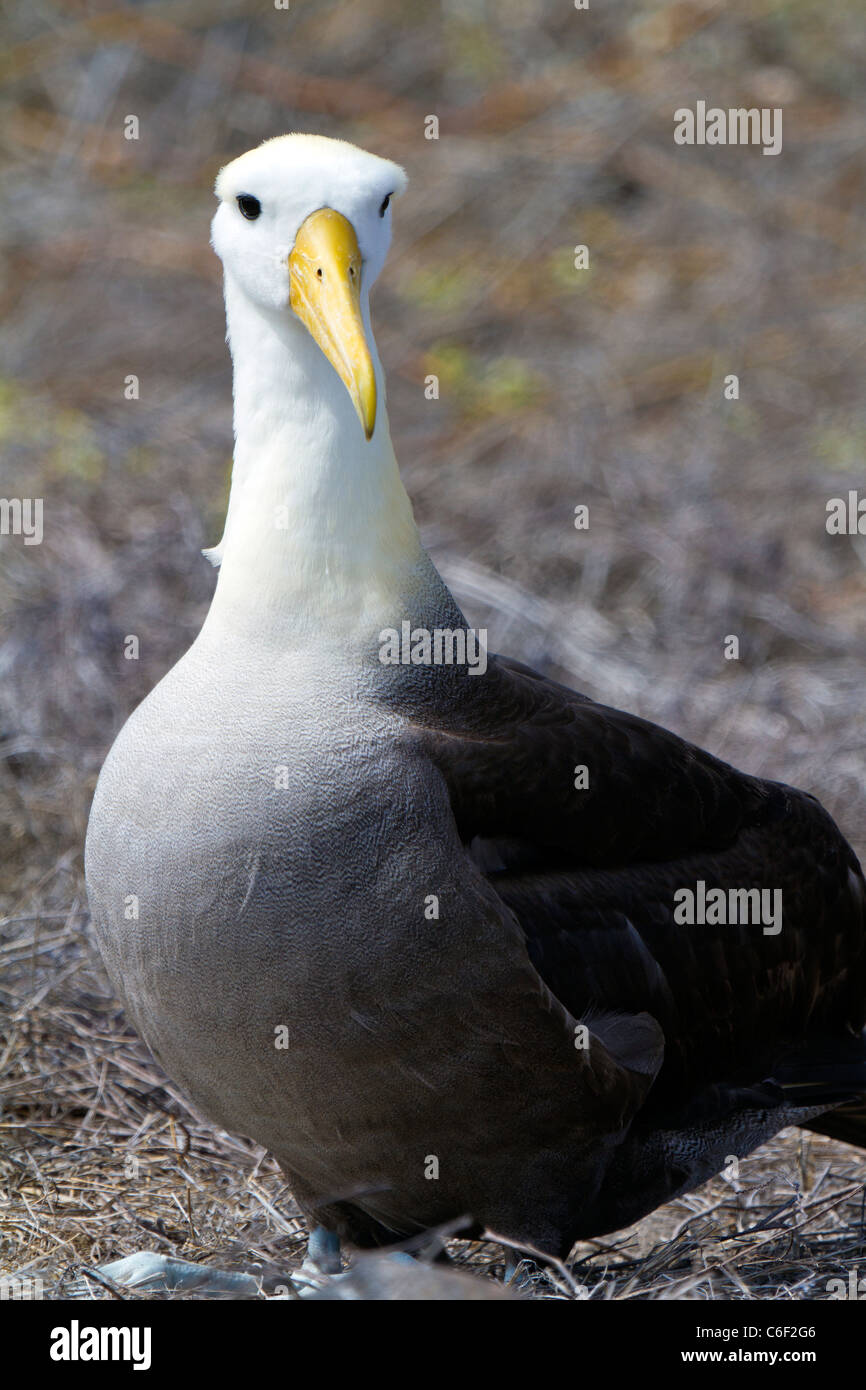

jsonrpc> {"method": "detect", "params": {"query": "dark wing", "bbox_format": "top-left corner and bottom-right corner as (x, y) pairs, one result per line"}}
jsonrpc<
(390, 653), (866, 1109)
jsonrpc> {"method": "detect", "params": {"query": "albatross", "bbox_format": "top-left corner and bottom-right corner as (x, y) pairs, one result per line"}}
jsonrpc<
(85, 134), (866, 1265)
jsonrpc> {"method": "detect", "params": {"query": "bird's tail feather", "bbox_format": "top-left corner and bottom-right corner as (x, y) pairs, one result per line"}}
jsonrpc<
(773, 1039), (866, 1149)
(800, 1099), (866, 1150)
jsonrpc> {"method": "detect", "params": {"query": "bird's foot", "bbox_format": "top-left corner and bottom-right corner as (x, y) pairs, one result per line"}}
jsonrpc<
(503, 1253), (543, 1291)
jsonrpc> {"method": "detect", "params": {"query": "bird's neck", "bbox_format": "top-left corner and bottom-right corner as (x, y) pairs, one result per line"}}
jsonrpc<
(204, 274), (431, 649)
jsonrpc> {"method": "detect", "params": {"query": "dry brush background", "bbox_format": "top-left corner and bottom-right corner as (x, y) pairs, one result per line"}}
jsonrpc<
(1, 0), (865, 1298)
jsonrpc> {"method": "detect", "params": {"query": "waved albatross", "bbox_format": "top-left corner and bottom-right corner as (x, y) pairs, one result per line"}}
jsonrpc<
(86, 134), (866, 1262)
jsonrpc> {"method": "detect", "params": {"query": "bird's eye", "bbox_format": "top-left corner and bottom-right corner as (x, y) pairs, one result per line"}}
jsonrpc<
(237, 194), (261, 221)
(379, 193), (392, 218)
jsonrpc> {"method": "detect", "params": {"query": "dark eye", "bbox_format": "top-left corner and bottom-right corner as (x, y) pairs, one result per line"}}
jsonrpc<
(237, 194), (261, 221)
(379, 193), (392, 218)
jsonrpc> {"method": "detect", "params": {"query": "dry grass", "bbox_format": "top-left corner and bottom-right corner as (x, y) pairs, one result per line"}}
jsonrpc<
(1, 0), (865, 1298)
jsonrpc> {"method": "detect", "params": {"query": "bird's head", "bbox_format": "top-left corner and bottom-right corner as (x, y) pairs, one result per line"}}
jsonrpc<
(211, 134), (407, 440)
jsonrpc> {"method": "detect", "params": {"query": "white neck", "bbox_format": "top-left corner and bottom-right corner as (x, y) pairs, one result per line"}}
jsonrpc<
(203, 272), (437, 649)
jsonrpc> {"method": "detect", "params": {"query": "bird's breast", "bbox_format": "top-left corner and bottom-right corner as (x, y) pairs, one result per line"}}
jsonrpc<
(84, 641), (471, 1150)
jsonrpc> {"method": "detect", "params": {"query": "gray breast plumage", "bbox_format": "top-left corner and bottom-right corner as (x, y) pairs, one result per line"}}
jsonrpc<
(85, 632), (632, 1254)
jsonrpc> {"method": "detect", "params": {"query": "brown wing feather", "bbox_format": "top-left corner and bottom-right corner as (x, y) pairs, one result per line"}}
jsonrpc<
(386, 653), (866, 1110)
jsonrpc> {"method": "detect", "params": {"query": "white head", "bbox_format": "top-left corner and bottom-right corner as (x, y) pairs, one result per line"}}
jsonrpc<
(211, 134), (407, 440)
(212, 134), (406, 308)
(203, 135), (435, 641)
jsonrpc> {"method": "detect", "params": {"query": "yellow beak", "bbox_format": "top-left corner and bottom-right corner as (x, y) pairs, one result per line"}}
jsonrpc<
(289, 208), (377, 441)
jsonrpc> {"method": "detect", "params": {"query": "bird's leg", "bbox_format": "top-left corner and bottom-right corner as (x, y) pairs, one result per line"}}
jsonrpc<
(305, 1225), (342, 1275)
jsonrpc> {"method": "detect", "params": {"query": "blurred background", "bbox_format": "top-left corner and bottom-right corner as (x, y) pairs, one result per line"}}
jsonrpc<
(1, 0), (865, 1295)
